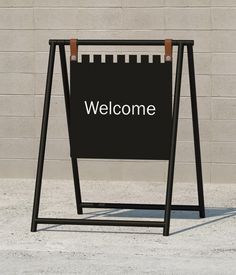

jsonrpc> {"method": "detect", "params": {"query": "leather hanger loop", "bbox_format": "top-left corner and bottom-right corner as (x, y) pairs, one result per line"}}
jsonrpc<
(70, 39), (78, 61)
(165, 39), (172, 62)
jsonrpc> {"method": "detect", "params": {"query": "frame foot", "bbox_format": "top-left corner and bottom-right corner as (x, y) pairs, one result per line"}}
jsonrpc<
(77, 207), (83, 214)
(199, 209), (205, 218)
(163, 227), (169, 236)
(31, 222), (37, 232)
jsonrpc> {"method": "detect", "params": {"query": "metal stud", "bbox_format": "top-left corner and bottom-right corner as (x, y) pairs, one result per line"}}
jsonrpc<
(71, 55), (77, 61)
(165, 55), (172, 62)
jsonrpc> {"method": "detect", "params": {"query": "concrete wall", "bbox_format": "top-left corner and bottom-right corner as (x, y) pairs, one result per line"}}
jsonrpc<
(0, 0), (235, 184)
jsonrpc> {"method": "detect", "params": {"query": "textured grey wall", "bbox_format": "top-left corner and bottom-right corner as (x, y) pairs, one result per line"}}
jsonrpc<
(0, 0), (235, 184)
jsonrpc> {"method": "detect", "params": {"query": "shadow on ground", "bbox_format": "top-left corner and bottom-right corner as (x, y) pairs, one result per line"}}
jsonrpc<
(38, 207), (236, 235)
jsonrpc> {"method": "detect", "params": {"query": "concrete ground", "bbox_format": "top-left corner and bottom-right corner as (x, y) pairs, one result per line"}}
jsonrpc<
(0, 178), (236, 275)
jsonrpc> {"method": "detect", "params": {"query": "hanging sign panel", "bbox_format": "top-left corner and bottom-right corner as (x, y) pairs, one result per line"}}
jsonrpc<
(70, 54), (172, 160)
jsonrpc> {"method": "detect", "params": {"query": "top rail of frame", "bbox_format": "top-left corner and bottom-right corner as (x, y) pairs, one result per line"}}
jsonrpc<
(49, 39), (194, 46)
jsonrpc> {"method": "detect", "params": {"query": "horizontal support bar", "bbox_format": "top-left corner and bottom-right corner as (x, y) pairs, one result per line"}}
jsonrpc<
(81, 202), (200, 211)
(49, 39), (194, 46)
(36, 218), (165, 227)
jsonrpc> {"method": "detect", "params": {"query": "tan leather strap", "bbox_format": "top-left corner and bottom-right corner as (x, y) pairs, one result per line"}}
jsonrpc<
(70, 39), (78, 61)
(165, 39), (172, 62)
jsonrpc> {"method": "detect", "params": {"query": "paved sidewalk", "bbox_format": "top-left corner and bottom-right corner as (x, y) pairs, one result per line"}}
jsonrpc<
(0, 179), (236, 274)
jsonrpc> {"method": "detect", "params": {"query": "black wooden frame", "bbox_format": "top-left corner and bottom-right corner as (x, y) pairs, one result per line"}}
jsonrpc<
(31, 39), (205, 236)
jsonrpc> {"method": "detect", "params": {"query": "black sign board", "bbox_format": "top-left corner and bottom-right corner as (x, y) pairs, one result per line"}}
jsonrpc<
(70, 55), (172, 160)
(31, 39), (205, 236)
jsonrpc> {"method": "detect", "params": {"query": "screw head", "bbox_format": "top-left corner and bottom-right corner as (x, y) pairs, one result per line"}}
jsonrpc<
(165, 55), (171, 62)
(71, 55), (77, 61)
